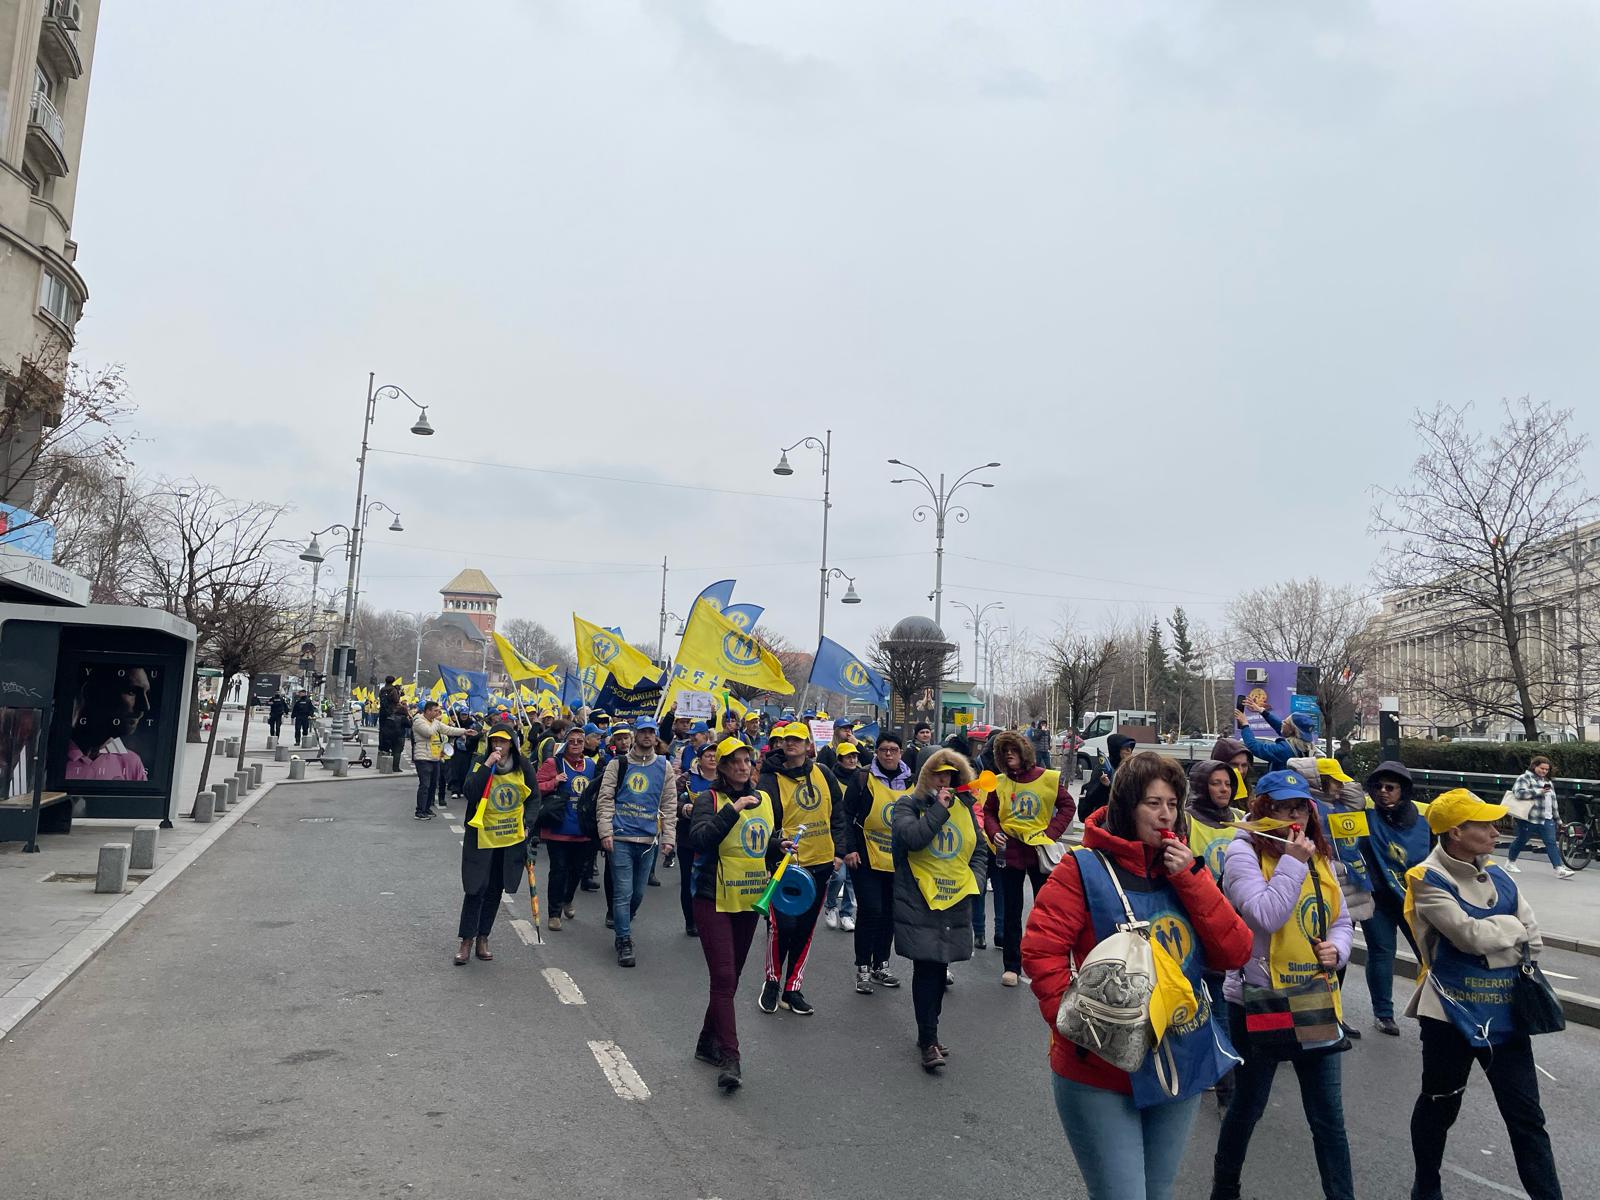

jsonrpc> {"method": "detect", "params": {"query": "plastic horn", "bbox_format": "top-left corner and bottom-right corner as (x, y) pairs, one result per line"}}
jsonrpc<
(754, 823), (807, 915)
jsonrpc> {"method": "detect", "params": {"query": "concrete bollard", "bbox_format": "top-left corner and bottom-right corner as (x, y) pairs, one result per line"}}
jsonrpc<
(95, 843), (131, 894)
(192, 790), (214, 823)
(129, 824), (159, 871)
(376, 757), (392, 774)
(249, 762), (263, 787)
(223, 737), (237, 758)
(289, 756), (306, 781)
(332, 759), (349, 778)
(274, 744), (290, 762)
(266, 734), (278, 749)
(235, 770), (251, 795)
(214, 783), (230, 813)
(224, 776), (239, 806)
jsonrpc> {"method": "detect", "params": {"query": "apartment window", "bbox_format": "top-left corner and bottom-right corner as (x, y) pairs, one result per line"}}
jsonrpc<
(35, 66), (52, 101)
(39, 269), (78, 326)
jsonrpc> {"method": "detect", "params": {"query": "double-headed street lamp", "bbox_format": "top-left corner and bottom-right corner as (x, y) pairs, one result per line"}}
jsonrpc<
(951, 599), (1004, 719)
(887, 459), (999, 630)
(775, 431), (862, 645)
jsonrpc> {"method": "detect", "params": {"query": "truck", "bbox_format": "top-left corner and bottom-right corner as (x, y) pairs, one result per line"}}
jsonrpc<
(1070, 710), (1219, 775)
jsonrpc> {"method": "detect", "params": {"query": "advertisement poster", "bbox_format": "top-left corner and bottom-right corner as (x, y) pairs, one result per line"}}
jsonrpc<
(57, 663), (164, 784)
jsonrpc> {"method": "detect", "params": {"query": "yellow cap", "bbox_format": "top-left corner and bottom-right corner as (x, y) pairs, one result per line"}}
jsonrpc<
(715, 736), (751, 760)
(487, 730), (513, 741)
(777, 721), (811, 740)
(1426, 787), (1507, 834)
(1316, 758), (1353, 784)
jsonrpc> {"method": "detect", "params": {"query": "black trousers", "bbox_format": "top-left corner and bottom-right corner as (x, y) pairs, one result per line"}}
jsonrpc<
(911, 960), (947, 1047)
(997, 860), (1047, 973)
(1411, 1018), (1562, 1200)
(458, 879), (502, 939)
(765, 863), (833, 990)
(268, 714), (283, 736)
(852, 866), (895, 968)
(545, 840), (587, 914)
(293, 716), (311, 741)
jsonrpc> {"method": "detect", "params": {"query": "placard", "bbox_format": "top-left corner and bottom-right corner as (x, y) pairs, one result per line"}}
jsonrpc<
(676, 691), (716, 720)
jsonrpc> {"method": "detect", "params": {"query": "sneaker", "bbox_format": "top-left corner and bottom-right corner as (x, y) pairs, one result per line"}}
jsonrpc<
(1502, 862), (1522, 873)
(1374, 1017), (1400, 1036)
(840, 914), (856, 932)
(855, 965), (875, 995)
(413, 812), (432, 820)
(780, 990), (815, 1016)
(616, 938), (635, 968)
(1341, 1022), (1362, 1040)
(936, 1042), (952, 1059)
(547, 916), (562, 931)
(1001, 971), (1020, 987)
(758, 979), (781, 1013)
(662, 848), (677, 869)
(974, 934), (986, 949)
(920, 1043), (946, 1072)
(871, 962), (901, 988)
(647, 875), (661, 887)
(685, 924), (699, 937)
(716, 1058), (742, 1093)
(945, 969), (956, 988)
(823, 907), (840, 930)
(562, 904), (575, 919)
(1557, 866), (1576, 879)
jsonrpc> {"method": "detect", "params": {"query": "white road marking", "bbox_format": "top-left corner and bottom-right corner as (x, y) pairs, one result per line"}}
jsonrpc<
(509, 919), (541, 946)
(501, 895), (513, 906)
(450, 824), (465, 834)
(1443, 1163), (1529, 1198)
(1535, 1062), (1558, 1083)
(1539, 968), (1577, 979)
(588, 1040), (651, 1100)
(541, 967), (586, 1005)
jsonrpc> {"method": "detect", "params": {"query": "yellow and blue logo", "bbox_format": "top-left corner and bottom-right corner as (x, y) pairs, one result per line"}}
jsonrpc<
(740, 818), (770, 856)
(722, 631), (760, 667)
(591, 633), (621, 665)
(1150, 914), (1196, 970)
(932, 823), (964, 860)
(842, 660), (870, 689)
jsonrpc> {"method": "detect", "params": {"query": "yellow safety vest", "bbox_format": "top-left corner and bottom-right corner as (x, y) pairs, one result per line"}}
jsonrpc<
(469, 770), (530, 849)
(712, 789), (775, 913)
(1187, 811), (1242, 883)
(863, 773), (909, 874)
(776, 764), (836, 868)
(1259, 851), (1343, 1021)
(908, 798), (980, 911)
(994, 770), (1062, 846)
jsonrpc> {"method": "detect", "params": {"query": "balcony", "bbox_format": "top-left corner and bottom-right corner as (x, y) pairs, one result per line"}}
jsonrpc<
(26, 91), (69, 178)
(39, 1), (83, 80)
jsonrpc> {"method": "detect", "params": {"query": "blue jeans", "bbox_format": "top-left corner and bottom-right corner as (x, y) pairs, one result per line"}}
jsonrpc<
(1507, 818), (1562, 869)
(1052, 1073), (1200, 1200)
(609, 841), (656, 943)
(1362, 905), (1401, 1021)
(1215, 1002), (1354, 1200)
(824, 863), (856, 918)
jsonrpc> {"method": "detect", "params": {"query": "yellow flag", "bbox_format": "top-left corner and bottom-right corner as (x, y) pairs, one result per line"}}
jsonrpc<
(493, 631), (559, 687)
(1326, 810), (1370, 840)
(676, 599), (793, 694)
(1149, 940), (1198, 1044)
(573, 614), (660, 689)
(429, 678), (446, 700)
(1228, 816), (1299, 833)
(401, 682), (416, 703)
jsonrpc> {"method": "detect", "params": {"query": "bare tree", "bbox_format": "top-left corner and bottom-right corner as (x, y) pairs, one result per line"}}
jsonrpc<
(1227, 577), (1378, 746)
(868, 624), (957, 735)
(1372, 398), (1597, 739)
(499, 617), (576, 675)
(1044, 618), (1118, 741)
(723, 625), (807, 708)
(1, 350), (133, 525)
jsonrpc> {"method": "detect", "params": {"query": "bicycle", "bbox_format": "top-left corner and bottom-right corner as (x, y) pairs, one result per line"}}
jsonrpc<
(1557, 795), (1598, 871)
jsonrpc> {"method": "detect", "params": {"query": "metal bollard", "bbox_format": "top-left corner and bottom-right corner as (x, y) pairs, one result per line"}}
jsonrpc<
(95, 843), (131, 894)
(249, 762), (263, 787)
(289, 756), (306, 781)
(274, 744), (290, 762)
(130, 824), (159, 871)
(332, 759), (349, 778)
(212, 783), (229, 814)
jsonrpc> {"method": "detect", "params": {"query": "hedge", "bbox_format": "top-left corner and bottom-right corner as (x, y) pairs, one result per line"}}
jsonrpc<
(1344, 739), (1600, 785)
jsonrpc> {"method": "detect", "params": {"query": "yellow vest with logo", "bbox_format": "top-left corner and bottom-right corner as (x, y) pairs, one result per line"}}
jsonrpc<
(712, 789), (775, 913)
(776, 764), (836, 868)
(863, 773), (910, 873)
(908, 798), (980, 910)
(1187, 811), (1242, 883)
(994, 770), (1062, 846)
(1259, 851), (1343, 1020)
(469, 770), (530, 849)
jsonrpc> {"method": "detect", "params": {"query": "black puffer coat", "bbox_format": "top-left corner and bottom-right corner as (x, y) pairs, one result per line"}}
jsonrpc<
(891, 748), (989, 964)
(460, 729), (536, 895)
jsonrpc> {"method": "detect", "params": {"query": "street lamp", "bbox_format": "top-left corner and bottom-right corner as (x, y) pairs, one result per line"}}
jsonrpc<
(773, 431), (836, 646)
(327, 373), (434, 764)
(951, 599), (1004, 720)
(984, 625), (1009, 724)
(656, 610), (687, 663)
(887, 458), (999, 630)
(826, 567), (862, 606)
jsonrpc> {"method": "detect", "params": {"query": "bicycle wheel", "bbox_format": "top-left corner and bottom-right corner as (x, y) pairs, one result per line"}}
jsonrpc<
(1558, 822), (1593, 871)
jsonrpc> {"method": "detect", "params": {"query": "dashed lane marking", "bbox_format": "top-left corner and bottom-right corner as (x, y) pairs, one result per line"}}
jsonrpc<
(588, 1040), (651, 1100)
(509, 919), (541, 946)
(541, 967), (586, 1005)
(450, 824), (465, 834)
(1443, 1163), (1529, 1198)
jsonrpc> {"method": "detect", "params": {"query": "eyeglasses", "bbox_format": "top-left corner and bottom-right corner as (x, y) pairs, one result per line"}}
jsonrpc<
(1375, 782), (1401, 792)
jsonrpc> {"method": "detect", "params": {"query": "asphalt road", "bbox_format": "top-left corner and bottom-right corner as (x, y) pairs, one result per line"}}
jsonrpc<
(2, 777), (1595, 1200)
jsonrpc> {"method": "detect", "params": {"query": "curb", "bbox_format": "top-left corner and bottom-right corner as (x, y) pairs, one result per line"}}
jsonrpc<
(1347, 943), (1600, 1030)
(0, 776), (284, 1042)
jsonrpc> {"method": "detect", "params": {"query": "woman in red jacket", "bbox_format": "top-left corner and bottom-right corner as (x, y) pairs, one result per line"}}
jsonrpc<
(1022, 752), (1252, 1200)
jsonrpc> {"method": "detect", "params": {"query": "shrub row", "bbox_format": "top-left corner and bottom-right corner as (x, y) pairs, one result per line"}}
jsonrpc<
(1344, 739), (1600, 786)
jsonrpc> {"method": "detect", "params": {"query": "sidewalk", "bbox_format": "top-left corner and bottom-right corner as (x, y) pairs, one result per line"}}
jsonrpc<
(0, 711), (399, 1040)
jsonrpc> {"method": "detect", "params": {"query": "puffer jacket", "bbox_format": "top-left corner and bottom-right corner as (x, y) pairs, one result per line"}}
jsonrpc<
(891, 748), (989, 964)
(1022, 806), (1252, 1093)
(981, 730), (1075, 870)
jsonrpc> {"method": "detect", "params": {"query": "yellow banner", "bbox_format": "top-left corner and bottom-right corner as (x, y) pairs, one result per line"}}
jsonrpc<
(573, 614), (659, 689)
(677, 599), (793, 694)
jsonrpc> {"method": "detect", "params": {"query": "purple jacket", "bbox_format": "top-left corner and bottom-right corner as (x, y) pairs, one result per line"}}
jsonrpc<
(1219, 833), (1353, 1006)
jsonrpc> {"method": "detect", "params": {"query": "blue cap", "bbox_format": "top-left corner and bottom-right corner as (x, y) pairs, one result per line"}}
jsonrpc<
(583, 723), (601, 735)
(633, 717), (659, 733)
(833, 717), (855, 728)
(689, 720), (710, 734)
(1258, 770), (1313, 802)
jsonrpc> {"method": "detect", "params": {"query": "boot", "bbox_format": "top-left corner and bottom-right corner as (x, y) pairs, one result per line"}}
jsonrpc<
(616, 938), (636, 968)
(716, 1057), (742, 1093)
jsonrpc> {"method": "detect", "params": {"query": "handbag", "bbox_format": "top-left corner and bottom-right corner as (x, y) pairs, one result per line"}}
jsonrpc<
(1511, 944), (1566, 1036)
(1501, 789), (1535, 822)
(1239, 859), (1349, 1059)
(1055, 852), (1179, 1093)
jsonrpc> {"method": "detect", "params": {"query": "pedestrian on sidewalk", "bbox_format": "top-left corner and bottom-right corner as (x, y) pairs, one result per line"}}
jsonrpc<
(454, 724), (535, 966)
(534, 727), (597, 929)
(1405, 788), (1563, 1200)
(891, 748), (989, 1071)
(822, 741), (862, 933)
(267, 692), (288, 739)
(1505, 755), (1573, 879)
(983, 729), (1074, 987)
(412, 701), (470, 819)
(688, 736), (787, 1093)
(594, 716), (677, 968)
(842, 731), (910, 995)
(291, 691), (315, 744)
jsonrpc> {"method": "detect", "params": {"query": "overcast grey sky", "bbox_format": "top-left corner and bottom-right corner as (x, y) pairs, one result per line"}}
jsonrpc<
(70, 1), (1600, 669)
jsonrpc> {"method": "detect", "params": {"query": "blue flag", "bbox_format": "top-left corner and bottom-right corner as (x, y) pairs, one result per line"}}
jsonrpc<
(560, 671), (583, 711)
(809, 636), (889, 706)
(693, 579), (736, 615)
(854, 721), (880, 744)
(723, 603), (764, 633)
(437, 664), (489, 713)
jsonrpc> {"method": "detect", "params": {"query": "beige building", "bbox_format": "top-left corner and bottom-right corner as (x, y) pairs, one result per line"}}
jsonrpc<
(1369, 518), (1600, 739)
(0, 0), (99, 509)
